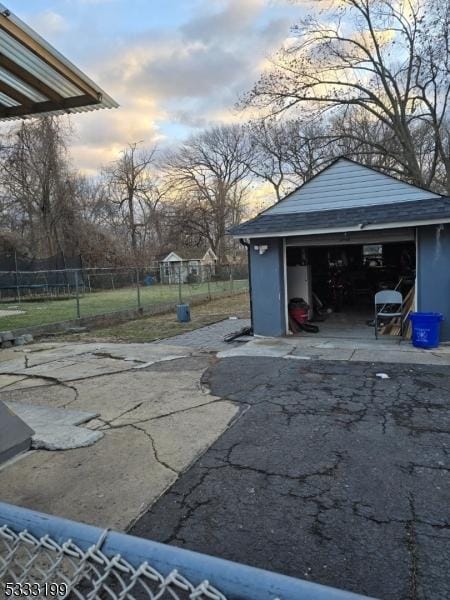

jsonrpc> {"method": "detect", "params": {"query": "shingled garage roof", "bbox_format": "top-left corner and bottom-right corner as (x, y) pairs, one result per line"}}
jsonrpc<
(0, 4), (117, 120)
(230, 196), (450, 238)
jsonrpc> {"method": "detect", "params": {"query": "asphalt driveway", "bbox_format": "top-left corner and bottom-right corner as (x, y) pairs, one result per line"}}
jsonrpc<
(132, 357), (450, 600)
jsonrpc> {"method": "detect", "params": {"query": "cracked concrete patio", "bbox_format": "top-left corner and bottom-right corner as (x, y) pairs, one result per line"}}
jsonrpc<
(132, 356), (450, 600)
(0, 341), (239, 529)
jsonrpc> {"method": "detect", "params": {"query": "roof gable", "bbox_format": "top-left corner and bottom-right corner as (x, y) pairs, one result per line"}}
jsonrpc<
(203, 248), (218, 261)
(161, 247), (217, 261)
(265, 158), (441, 216)
(162, 252), (182, 262)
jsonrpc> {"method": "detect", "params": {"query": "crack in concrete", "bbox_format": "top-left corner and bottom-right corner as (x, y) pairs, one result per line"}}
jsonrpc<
(97, 401), (147, 428)
(92, 351), (145, 363)
(0, 370), (79, 406)
(59, 383), (79, 407)
(399, 461), (450, 475)
(406, 495), (419, 600)
(1, 352), (192, 387)
(130, 423), (179, 475)
(159, 449), (346, 545)
(100, 389), (246, 430)
(125, 398), (249, 534)
(352, 501), (450, 533)
(0, 370), (60, 386)
(161, 468), (214, 543)
(98, 399), (221, 430)
(0, 376), (28, 390)
(217, 450), (345, 483)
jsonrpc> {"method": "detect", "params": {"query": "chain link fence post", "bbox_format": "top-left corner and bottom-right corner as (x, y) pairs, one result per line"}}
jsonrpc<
(229, 264), (234, 294)
(14, 250), (21, 305)
(207, 265), (211, 300)
(178, 265), (182, 304)
(136, 267), (141, 309)
(74, 270), (81, 319)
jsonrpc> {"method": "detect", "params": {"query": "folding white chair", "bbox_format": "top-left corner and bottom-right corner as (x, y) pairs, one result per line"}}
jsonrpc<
(374, 290), (403, 339)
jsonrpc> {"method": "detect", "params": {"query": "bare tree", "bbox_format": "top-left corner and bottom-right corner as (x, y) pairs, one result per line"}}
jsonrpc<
(246, 120), (291, 202)
(104, 143), (160, 258)
(282, 121), (335, 184)
(0, 117), (77, 256)
(164, 125), (252, 260)
(0, 125), (168, 265)
(246, 119), (337, 201)
(245, 0), (450, 193)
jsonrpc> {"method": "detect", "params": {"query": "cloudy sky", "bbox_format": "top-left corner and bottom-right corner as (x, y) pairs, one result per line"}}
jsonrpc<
(10, 0), (305, 174)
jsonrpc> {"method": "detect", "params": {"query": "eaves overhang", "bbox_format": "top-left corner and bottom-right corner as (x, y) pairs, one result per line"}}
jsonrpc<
(0, 4), (118, 120)
(231, 218), (450, 239)
(229, 197), (450, 239)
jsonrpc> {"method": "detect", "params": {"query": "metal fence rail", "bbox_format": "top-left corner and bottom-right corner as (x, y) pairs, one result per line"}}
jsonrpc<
(0, 503), (372, 600)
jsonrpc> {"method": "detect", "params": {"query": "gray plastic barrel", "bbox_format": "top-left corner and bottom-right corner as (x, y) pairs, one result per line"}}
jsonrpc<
(176, 303), (191, 323)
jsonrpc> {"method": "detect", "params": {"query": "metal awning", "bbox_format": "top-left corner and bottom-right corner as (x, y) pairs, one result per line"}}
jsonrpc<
(0, 4), (118, 120)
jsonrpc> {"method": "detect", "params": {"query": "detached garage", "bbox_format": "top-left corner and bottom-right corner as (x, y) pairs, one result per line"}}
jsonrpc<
(231, 158), (450, 342)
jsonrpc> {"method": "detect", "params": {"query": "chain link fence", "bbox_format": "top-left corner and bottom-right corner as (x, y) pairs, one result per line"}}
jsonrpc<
(0, 525), (225, 600)
(0, 502), (371, 600)
(0, 263), (249, 332)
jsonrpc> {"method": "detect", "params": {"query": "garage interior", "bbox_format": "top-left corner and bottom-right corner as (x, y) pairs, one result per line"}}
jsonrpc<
(286, 230), (416, 339)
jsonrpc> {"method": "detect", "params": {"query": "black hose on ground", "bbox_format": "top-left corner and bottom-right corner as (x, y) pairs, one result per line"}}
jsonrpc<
(224, 326), (253, 343)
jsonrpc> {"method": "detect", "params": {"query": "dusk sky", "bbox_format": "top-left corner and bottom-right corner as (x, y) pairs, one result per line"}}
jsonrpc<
(9, 0), (306, 174)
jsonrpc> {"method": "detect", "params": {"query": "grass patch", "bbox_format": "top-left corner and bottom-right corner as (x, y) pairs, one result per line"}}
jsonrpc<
(56, 292), (250, 343)
(0, 280), (248, 331)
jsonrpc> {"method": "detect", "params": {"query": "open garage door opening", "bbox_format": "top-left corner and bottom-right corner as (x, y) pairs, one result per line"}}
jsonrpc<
(285, 230), (416, 340)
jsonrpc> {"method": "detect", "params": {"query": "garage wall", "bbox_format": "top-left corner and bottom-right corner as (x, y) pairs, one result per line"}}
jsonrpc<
(417, 225), (450, 342)
(250, 238), (286, 336)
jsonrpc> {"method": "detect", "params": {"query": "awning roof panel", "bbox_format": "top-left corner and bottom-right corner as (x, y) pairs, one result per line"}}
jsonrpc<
(0, 66), (47, 102)
(0, 89), (17, 106)
(0, 4), (118, 120)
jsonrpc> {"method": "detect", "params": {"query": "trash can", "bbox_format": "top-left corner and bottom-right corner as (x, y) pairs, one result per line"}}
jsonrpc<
(408, 312), (443, 349)
(176, 303), (191, 323)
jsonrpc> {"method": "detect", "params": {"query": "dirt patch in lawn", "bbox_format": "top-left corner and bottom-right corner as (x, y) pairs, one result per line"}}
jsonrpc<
(50, 292), (250, 343)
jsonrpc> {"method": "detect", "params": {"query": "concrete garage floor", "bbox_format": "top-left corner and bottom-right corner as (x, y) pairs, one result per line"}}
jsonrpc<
(218, 331), (450, 366)
(0, 341), (240, 529)
(132, 356), (450, 600)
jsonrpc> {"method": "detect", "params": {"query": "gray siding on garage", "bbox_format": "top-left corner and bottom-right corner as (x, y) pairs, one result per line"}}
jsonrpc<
(250, 238), (286, 336)
(264, 159), (441, 215)
(417, 225), (450, 342)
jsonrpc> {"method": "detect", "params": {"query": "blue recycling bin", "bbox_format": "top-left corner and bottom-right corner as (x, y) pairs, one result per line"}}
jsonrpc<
(408, 312), (443, 349)
(176, 303), (191, 323)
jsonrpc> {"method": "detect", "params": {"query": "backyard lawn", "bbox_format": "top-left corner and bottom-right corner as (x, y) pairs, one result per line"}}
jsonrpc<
(57, 292), (250, 342)
(0, 280), (248, 331)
